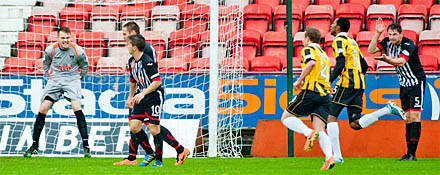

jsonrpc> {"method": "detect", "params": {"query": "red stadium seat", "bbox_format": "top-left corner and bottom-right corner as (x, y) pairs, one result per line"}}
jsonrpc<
(169, 28), (200, 62)
(281, 56), (302, 72)
(219, 5), (241, 33)
(255, 0), (280, 9)
(429, 5), (440, 30)
(220, 56), (249, 72)
(409, 0), (433, 11)
(101, 0), (129, 13)
(336, 3), (365, 38)
(143, 31), (168, 61)
(107, 31), (129, 59)
(120, 5), (153, 32)
(180, 4), (210, 31)
(364, 57), (377, 71)
(316, 0), (340, 10)
(273, 5), (302, 34)
(356, 31), (385, 58)
(163, 0), (188, 6)
(46, 31), (77, 48)
(200, 31), (228, 59)
(292, 0), (310, 13)
(90, 6), (119, 32)
(151, 5), (180, 36)
(158, 57), (188, 73)
(71, 0), (96, 13)
(323, 33), (335, 56)
(418, 30), (440, 58)
(59, 6), (89, 35)
(304, 5), (334, 38)
(419, 55), (438, 71)
(344, 0), (371, 11)
(366, 5), (396, 33)
(28, 7), (58, 35)
(377, 61), (395, 71)
(377, 0), (403, 10)
(398, 4), (427, 35)
(3, 57), (34, 73)
(401, 29), (418, 44)
(78, 32), (106, 71)
(96, 57), (127, 74)
(189, 57), (210, 72)
(293, 32), (305, 57)
(329, 57), (336, 68)
(262, 31), (287, 58)
(251, 56), (281, 72)
(243, 4), (273, 35)
(17, 32), (45, 59)
(234, 29), (261, 60)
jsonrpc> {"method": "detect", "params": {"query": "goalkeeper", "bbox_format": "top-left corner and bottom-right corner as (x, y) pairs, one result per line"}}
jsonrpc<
(23, 27), (91, 158)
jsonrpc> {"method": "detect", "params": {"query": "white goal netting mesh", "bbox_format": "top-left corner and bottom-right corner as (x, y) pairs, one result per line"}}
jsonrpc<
(0, 0), (243, 158)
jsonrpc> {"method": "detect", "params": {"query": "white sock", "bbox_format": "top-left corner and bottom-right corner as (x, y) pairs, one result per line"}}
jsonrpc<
(327, 122), (342, 160)
(359, 107), (389, 128)
(318, 131), (333, 160)
(282, 117), (312, 137)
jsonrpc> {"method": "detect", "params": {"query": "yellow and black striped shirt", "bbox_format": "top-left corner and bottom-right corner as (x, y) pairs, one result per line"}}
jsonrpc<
(300, 43), (331, 96)
(332, 34), (365, 89)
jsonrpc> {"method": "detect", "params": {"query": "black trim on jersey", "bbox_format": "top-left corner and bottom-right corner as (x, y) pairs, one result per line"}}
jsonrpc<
(330, 56), (345, 83)
(304, 48), (313, 63)
(348, 69), (354, 87)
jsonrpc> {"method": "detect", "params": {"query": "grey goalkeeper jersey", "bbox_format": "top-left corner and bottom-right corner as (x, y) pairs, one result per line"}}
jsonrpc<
(43, 43), (89, 80)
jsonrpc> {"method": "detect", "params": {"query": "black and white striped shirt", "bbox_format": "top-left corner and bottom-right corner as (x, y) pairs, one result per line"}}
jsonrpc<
(128, 53), (163, 101)
(378, 37), (426, 87)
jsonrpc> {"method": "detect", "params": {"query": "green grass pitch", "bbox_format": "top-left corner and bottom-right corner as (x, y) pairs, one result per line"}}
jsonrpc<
(1, 157), (439, 175)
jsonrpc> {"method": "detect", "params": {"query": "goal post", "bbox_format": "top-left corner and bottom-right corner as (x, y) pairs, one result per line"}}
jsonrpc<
(0, 0), (243, 158)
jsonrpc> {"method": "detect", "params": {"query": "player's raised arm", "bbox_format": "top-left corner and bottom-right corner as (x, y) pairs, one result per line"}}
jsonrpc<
(368, 18), (385, 54)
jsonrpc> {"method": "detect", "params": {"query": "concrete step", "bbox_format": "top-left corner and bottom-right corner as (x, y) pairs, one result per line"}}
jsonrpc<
(0, 45), (12, 57)
(0, 32), (19, 44)
(0, 19), (25, 32)
(0, 57), (5, 71)
(0, 6), (32, 19)
(0, 0), (37, 6)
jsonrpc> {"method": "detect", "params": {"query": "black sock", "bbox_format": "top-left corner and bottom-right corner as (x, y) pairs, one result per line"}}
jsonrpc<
(134, 129), (155, 156)
(409, 122), (421, 156)
(32, 112), (46, 149)
(153, 134), (163, 162)
(127, 132), (139, 161)
(405, 123), (412, 155)
(161, 125), (184, 154)
(135, 131), (154, 154)
(74, 110), (89, 147)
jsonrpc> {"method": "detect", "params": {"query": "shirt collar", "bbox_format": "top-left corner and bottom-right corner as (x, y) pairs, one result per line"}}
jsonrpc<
(336, 32), (348, 37)
(308, 43), (321, 48)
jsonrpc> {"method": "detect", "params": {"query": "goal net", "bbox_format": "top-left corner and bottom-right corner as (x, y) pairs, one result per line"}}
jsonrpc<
(0, 0), (243, 158)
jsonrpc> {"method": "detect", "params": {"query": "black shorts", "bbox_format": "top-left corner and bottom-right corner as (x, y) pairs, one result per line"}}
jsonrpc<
(286, 90), (331, 123)
(329, 86), (364, 122)
(129, 98), (163, 125)
(400, 80), (425, 112)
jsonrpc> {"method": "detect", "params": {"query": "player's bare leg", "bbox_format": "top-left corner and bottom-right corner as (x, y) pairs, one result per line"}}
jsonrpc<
(71, 100), (91, 158)
(24, 99), (53, 158)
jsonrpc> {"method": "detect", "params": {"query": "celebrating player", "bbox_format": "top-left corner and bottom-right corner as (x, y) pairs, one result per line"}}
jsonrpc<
(23, 27), (91, 158)
(113, 22), (190, 166)
(325, 18), (406, 163)
(281, 27), (335, 170)
(368, 19), (426, 161)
